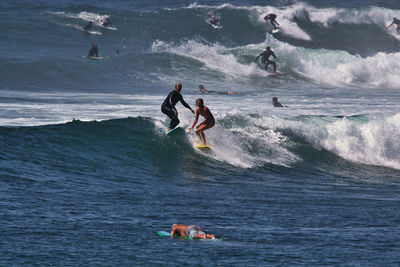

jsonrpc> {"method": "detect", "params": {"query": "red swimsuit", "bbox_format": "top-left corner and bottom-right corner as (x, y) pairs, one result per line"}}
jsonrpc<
(192, 106), (215, 128)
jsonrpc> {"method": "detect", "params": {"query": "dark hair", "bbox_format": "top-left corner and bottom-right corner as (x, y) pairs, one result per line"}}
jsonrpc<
(266, 46), (270, 50)
(272, 97), (278, 101)
(175, 83), (182, 90)
(196, 98), (204, 107)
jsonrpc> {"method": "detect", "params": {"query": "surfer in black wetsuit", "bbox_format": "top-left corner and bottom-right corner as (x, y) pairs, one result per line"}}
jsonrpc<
(161, 83), (195, 131)
(83, 21), (93, 31)
(264, 13), (280, 30)
(386, 17), (400, 34)
(254, 46), (277, 73)
(102, 17), (112, 27)
(272, 97), (284, 107)
(87, 42), (98, 57)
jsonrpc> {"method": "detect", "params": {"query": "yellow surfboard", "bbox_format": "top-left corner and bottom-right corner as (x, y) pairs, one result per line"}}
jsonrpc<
(195, 144), (212, 150)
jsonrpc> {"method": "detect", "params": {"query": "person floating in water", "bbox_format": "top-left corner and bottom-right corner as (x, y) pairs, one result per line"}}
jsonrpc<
(83, 21), (93, 31)
(254, 46), (278, 73)
(209, 15), (219, 26)
(170, 224), (215, 240)
(87, 42), (98, 57)
(161, 83), (194, 131)
(264, 13), (280, 30)
(272, 97), (284, 107)
(189, 98), (215, 146)
(198, 84), (234, 95)
(386, 17), (400, 34)
(102, 17), (112, 27)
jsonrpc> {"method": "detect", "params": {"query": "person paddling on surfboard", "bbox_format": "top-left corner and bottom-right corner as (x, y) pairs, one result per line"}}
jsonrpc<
(386, 17), (400, 34)
(189, 98), (215, 146)
(254, 46), (277, 74)
(87, 42), (99, 57)
(170, 224), (215, 240)
(161, 83), (195, 131)
(264, 13), (280, 30)
(198, 84), (234, 95)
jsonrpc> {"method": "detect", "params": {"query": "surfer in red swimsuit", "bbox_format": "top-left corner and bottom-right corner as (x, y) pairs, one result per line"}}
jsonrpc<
(189, 98), (215, 145)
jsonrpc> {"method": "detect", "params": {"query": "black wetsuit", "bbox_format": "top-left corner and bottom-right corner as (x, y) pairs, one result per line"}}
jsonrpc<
(392, 18), (400, 33)
(258, 50), (277, 72)
(264, 14), (278, 29)
(88, 47), (98, 57)
(273, 100), (283, 107)
(161, 90), (192, 129)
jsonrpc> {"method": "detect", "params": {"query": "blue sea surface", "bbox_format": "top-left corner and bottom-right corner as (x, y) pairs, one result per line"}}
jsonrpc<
(1, 0), (400, 265)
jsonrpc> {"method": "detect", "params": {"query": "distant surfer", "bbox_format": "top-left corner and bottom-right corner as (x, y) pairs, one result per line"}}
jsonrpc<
(87, 42), (99, 57)
(170, 224), (215, 240)
(161, 83), (195, 131)
(83, 21), (93, 31)
(198, 84), (234, 95)
(264, 13), (280, 30)
(209, 16), (219, 26)
(386, 17), (400, 34)
(189, 98), (215, 146)
(102, 17), (112, 27)
(272, 97), (285, 107)
(254, 46), (278, 74)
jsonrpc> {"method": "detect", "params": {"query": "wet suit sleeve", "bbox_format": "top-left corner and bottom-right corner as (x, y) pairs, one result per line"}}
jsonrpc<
(272, 51), (277, 59)
(178, 94), (192, 111)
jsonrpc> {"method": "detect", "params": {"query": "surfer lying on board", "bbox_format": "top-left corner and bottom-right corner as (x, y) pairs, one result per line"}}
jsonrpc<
(87, 42), (99, 57)
(386, 17), (400, 34)
(161, 83), (195, 131)
(170, 224), (215, 240)
(264, 13), (280, 30)
(189, 98), (215, 146)
(254, 46), (277, 73)
(83, 21), (93, 31)
(198, 84), (234, 95)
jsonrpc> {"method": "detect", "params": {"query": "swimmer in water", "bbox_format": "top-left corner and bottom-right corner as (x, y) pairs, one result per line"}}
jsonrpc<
(272, 97), (283, 107)
(170, 224), (215, 240)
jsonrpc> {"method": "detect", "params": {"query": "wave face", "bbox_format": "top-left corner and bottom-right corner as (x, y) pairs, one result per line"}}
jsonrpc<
(2, 113), (400, 174)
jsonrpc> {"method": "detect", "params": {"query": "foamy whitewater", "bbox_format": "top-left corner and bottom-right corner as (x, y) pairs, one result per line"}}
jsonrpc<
(1, 0), (400, 266)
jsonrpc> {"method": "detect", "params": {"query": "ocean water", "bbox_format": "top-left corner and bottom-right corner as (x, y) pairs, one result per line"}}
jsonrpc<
(1, 0), (400, 265)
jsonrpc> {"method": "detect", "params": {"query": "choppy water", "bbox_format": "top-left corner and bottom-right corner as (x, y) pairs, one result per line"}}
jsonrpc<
(1, 0), (400, 265)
